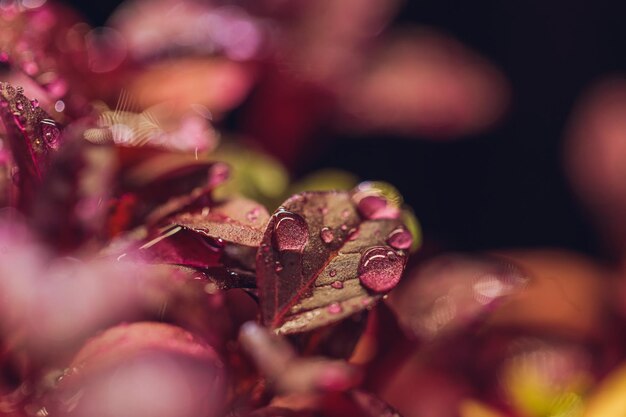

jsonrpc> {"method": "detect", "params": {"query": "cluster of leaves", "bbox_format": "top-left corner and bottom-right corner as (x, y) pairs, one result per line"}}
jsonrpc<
(6, 3), (626, 417)
(0, 77), (419, 417)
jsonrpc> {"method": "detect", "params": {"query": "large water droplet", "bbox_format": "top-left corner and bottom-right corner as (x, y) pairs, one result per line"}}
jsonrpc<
(320, 227), (334, 244)
(387, 227), (413, 250)
(273, 209), (308, 252)
(358, 246), (404, 292)
(41, 119), (60, 147)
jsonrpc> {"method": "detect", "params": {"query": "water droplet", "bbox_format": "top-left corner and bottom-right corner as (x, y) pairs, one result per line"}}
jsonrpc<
(356, 195), (400, 220)
(320, 227), (334, 244)
(246, 207), (260, 222)
(273, 209), (308, 252)
(329, 269), (337, 277)
(40, 119), (60, 147)
(358, 246), (404, 292)
(201, 207), (210, 216)
(331, 280), (343, 289)
(340, 224), (348, 231)
(327, 303), (343, 314)
(30, 99), (39, 108)
(386, 227), (413, 250)
(274, 261), (283, 272)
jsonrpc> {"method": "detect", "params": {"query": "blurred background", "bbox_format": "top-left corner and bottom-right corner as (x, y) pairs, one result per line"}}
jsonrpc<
(58, 0), (626, 257)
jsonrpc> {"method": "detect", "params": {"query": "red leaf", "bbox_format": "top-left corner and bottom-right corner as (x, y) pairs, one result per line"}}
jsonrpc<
(45, 322), (226, 417)
(387, 253), (529, 341)
(138, 197), (269, 288)
(29, 127), (116, 252)
(0, 82), (62, 211)
(256, 190), (410, 334)
(239, 322), (361, 395)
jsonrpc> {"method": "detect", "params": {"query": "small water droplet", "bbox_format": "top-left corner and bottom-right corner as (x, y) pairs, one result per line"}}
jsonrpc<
(331, 280), (343, 289)
(246, 207), (260, 222)
(327, 303), (343, 314)
(205, 237), (224, 252)
(274, 261), (284, 272)
(201, 207), (210, 216)
(30, 99), (39, 108)
(329, 269), (337, 277)
(273, 209), (308, 252)
(340, 224), (348, 231)
(386, 227), (413, 250)
(358, 246), (404, 292)
(320, 227), (334, 244)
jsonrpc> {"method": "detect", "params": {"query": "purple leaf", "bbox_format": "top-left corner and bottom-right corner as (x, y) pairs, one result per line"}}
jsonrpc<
(256, 190), (410, 334)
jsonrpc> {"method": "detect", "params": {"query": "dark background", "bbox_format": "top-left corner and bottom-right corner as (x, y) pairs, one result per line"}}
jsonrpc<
(65, 0), (626, 257)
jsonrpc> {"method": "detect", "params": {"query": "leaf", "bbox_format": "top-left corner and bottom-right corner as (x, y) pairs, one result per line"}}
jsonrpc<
(239, 322), (360, 395)
(0, 82), (62, 210)
(46, 322), (226, 417)
(350, 390), (403, 417)
(584, 362), (626, 417)
(256, 188), (411, 334)
(29, 127), (117, 252)
(138, 197), (269, 289)
(387, 253), (528, 341)
(458, 400), (506, 417)
(117, 152), (230, 229)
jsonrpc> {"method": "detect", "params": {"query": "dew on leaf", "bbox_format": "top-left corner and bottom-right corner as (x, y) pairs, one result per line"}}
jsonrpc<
(358, 246), (404, 292)
(327, 303), (343, 314)
(320, 227), (334, 244)
(273, 209), (308, 252)
(386, 227), (413, 250)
